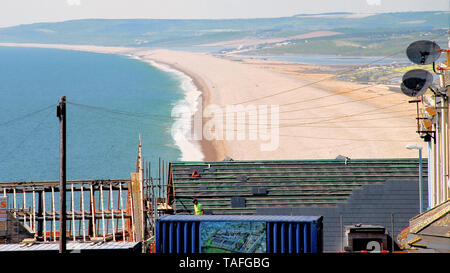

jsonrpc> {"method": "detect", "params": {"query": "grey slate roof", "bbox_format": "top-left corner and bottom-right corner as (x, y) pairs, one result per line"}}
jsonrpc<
(168, 158), (428, 252)
(169, 158), (427, 215)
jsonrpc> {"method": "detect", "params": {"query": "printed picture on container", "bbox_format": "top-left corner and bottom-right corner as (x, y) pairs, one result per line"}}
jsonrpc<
(200, 221), (266, 253)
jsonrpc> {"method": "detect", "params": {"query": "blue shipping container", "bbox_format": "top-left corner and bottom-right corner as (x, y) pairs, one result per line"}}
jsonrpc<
(155, 215), (323, 253)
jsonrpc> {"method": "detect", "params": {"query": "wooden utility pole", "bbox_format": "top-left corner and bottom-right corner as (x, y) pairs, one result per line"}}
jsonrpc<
(57, 96), (67, 253)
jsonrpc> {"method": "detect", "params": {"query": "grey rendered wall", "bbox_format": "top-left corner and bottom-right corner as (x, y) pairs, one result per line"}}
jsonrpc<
(255, 179), (427, 252)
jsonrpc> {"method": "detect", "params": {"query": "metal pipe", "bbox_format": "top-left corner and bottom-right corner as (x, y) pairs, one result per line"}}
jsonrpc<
(442, 98), (448, 202)
(119, 182), (125, 241)
(100, 185), (106, 240)
(73, 185), (77, 241)
(32, 188), (36, 232)
(439, 74), (447, 203)
(406, 144), (424, 213)
(23, 189), (26, 227)
(13, 188), (16, 218)
(81, 184), (86, 241)
(419, 148), (424, 213)
(51, 186), (56, 241)
(37, 190), (42, 238)
(115, 186), (120, 237)
(110, 183), (116, 241)
(447, 94), (450, 201)
(43, 189), (47, 242)
(440, 95), (444, 203)
(434, 94), (439, 206)
(106, 185), (110, 235)
(428, 141), (433, 209)
(90, 185), (96, 237)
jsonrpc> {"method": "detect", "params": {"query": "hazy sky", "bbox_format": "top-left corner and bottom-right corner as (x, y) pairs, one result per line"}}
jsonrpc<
(0, 0), (449, 27)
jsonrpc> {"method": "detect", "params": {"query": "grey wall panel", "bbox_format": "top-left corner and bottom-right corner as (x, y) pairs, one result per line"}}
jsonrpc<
(256, 179), (427, 252)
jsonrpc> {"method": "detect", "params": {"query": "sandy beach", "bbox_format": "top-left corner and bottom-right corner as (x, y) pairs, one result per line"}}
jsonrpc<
(0, 42), (423, 161)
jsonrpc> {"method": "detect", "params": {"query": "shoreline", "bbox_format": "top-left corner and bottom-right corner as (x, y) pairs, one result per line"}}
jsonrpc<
(147, 59), (225, 161)
(131, 55), (221, 161)
(0, 42), (219, 161)
(0, 42), (424, 161)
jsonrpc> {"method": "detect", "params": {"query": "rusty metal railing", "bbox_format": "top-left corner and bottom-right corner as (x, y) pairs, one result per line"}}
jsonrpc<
(0, 179), (135, 242)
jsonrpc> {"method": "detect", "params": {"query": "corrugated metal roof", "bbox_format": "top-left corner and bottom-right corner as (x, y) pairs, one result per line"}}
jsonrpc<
(0, 242), (140, 252)
(159, 215), (322, 222)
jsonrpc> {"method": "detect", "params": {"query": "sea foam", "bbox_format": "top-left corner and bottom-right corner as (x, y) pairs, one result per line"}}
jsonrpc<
(129, 55), (204, 161)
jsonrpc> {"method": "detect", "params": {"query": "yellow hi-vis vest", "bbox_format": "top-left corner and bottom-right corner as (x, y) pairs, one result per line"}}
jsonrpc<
(194, 202), (203, 215)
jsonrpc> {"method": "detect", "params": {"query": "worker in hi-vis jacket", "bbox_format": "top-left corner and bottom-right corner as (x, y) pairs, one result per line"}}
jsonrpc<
(193, 199), (204, 215)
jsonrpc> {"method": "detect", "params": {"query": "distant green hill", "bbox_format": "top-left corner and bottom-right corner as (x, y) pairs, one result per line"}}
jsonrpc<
(0, 11), (448, 56)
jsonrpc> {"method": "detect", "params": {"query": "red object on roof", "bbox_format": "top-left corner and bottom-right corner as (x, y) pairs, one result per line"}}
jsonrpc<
(192, 170), (200, 177)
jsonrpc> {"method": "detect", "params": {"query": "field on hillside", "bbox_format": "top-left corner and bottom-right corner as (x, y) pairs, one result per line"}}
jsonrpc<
(0, 11), (448, 57)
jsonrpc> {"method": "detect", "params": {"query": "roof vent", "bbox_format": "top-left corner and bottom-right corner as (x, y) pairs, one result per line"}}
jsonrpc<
(236, 175), (248, 181)
(231, 197), (246, 208)
(251, 187), (268, 196)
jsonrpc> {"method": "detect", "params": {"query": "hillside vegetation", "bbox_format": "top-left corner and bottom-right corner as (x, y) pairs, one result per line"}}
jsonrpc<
(0, 11), (448, 56)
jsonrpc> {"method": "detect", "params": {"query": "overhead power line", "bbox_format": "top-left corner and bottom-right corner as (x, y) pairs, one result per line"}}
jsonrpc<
(278, 134), (418, 143)
(0, 104), (54, 127)
(66, 101), (173, 121)
(0, 108), (52, 165)
(229, 31), (446, 106)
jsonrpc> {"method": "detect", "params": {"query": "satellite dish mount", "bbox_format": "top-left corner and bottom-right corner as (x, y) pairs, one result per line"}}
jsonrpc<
(401, 40), (450, 143)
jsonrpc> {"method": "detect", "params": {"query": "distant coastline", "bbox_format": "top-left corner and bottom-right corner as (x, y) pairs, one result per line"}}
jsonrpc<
(0, 42), (423, 160)
(0, 42), (210, 162)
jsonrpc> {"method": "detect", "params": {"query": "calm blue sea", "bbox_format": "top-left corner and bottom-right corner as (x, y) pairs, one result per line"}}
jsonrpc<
(0, 46), (185, 182)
